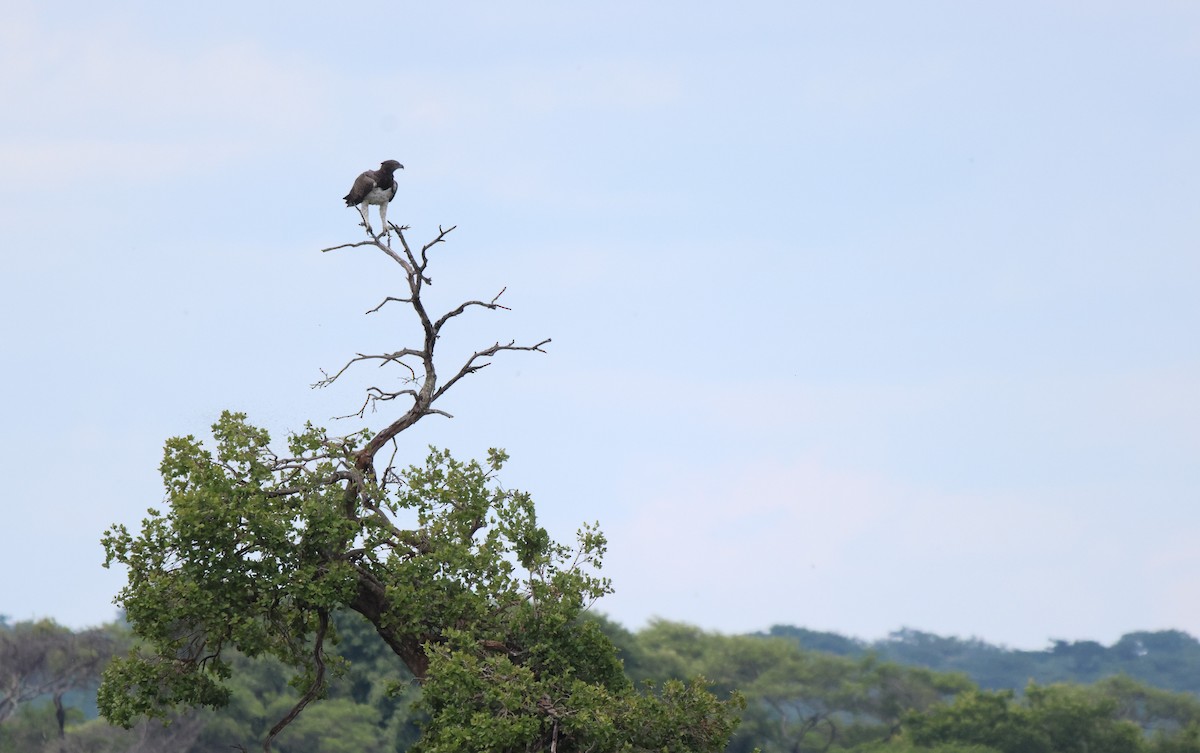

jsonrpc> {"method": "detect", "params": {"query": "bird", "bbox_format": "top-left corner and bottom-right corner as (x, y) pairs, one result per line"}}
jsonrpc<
(343, 160), (404, 236)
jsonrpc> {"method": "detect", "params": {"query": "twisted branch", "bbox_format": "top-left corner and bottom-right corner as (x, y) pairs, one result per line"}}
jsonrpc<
(262, 609), (329, 752)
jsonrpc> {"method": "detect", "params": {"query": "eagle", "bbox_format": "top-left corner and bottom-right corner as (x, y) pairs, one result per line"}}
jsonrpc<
(343, 160), (404, 235)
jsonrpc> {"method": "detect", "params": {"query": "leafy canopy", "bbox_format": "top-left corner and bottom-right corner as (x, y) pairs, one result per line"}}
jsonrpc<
(100, 413), (740, 752)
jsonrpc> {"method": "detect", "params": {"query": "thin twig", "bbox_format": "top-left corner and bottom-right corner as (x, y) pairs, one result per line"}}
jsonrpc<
(313, 352), (420, 390)
(367, 296), (412, 314)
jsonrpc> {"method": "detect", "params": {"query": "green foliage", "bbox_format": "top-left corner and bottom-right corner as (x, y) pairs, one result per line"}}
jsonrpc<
(99, 414), (740, 751)
(88, 218), (1200, 752)
(267, 698), (388, 753)
(750, 627), (1200, 753)
(16, 612), (1200, 753)
(904, 689), (1051, 753)
(625, 621), (973, 753)
(361, 445), (614, 667)
(416, 633), (740, 753)
(0, 702), (82, 753)
(764, 625), (1200, 696)
(1149, 724), (1200, 753)
(0, 617), (120, 744)
(903, 684), (1145, 753)
(761, 624), (868, 657)
(99, 413), (361, 727)
(1092, 675), (1200, 736)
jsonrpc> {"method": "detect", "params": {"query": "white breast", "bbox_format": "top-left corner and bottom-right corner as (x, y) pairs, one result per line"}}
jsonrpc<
(362, 185), (396, 206)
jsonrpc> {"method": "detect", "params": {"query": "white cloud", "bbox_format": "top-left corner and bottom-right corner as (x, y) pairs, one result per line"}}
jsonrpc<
(0, 12), (331, 184)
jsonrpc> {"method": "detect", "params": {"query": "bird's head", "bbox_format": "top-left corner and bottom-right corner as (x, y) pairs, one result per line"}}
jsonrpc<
(380, 159), (404, 172)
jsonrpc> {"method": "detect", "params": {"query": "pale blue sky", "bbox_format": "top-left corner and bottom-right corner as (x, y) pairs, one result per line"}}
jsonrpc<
(1, 1), (1197, 649)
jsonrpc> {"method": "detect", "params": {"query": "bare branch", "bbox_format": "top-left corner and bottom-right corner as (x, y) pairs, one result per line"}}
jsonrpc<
(419, 224), (457, 268)
(434, 338), (552, 401)
(389, 225), (432, 284)
(331, 386), (422, 420)
(432, 288), (512, 332)
(318, 240), (376, 254)
(313, 351), (420, 390)
(366, 296), (412, 314)
(382, 438), (401, 493)
(334, 223), (422, 276)
(332, 395), (375, 421)
(318, 223), (549, 523)
(363, 387), (420, 405)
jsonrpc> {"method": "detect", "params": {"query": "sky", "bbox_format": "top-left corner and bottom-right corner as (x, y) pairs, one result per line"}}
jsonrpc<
(1, 1), (1197, 651)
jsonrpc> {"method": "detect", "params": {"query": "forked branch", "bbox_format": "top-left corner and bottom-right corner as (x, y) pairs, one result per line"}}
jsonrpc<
(317, 224), (550, 477)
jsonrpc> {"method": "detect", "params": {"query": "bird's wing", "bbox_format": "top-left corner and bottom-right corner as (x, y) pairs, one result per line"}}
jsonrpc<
(343, 170), (379, 205)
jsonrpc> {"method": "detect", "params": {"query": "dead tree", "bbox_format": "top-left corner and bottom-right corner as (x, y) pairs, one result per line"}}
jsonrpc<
(318, 222), (549, 485)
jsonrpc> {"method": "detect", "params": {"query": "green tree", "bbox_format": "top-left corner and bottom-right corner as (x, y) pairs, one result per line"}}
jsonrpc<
(903, 684), (1146, 753)
(904, 689), (1052, 753)
(98, 224), (740, 752)
(629, 621), (971, 753)
(1092, 675), (1200, 736)
(1024, 683), (1144, 753)
(53, 712), (207, 753)
(856, 656), (974, 741)
(762, 625), (1200, 697)
(0, 619), (118, 742)
(1149, 724), (1200, 753)
(265, 698), (387, 753)
(0, 702), (81, 753)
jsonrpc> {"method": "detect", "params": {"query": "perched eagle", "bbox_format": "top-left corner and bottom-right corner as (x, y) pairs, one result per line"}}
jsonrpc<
(343, 159), (404, 235)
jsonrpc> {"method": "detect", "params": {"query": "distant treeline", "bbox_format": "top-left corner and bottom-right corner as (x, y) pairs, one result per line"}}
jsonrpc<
(6, 613), (1200, 753)
(759, 625), (1200, 695)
